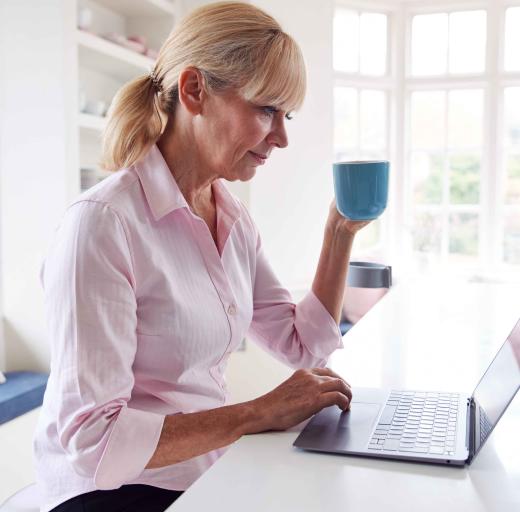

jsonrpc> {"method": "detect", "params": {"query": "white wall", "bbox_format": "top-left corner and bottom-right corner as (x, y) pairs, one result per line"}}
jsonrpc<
(0, 0), (76, 371)
(249, 0), (335, 292)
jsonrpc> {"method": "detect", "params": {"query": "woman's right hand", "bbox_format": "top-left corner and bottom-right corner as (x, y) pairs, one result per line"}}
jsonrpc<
(247, 367), (352, 433)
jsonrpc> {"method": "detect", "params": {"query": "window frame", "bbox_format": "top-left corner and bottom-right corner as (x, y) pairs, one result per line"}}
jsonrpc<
(333, 0), (520, 276)
(333, 1), (399, 255)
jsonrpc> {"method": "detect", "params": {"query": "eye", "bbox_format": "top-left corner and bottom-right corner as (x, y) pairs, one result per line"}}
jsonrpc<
(260, 106), (278, 117)
(259, 106), (294, 121)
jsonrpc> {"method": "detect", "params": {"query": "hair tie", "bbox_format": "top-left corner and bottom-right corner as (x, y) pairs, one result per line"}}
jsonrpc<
(149, 71), (163, 93)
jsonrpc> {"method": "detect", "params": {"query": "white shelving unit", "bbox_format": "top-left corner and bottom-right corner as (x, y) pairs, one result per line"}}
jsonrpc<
(94, 0), (176, 17)
(74, 0), (178, 193)
(77, 29), (155, 82)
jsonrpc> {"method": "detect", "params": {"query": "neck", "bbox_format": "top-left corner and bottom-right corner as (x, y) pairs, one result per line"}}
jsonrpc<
(157, 117), (216, 209)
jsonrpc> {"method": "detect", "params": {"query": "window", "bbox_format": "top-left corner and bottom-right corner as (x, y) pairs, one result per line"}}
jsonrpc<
(411, 11), (487, 76)
(505, 7), (520, 72)
(410, 89), (484, 267)
(334, 9), (388, 75)
(503, 87), (520, 264)
(502, 7), (520, 267)
(333, 1), (520, 277)
(333, 7), (390, 252)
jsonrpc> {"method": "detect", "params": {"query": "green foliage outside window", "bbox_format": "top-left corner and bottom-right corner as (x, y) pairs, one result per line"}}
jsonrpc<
(449, 154), (480, 204)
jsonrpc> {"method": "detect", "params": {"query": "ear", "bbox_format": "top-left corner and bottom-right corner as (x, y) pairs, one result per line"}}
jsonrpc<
(177, 67), (206, 115)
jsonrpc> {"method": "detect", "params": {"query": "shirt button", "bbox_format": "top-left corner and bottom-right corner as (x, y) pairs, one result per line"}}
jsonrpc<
(227, 304), (236, 315)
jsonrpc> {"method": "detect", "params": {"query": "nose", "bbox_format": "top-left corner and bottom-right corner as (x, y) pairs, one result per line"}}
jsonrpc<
(266, 114), (288, 149)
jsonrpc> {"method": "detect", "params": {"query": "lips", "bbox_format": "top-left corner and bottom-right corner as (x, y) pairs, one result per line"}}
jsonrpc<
(248, 151), (268, 164)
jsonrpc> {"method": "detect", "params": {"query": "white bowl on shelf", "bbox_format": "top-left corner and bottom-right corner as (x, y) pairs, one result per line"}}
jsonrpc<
(83, 99), (107, 117)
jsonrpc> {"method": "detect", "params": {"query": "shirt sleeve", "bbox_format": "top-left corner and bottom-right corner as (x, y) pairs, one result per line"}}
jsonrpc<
(41, 200), (165, 490)
(246, 223), (344, 370)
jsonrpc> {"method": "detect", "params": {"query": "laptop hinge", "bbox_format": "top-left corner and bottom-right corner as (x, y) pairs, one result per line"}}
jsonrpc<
(466, 397), (476, 462)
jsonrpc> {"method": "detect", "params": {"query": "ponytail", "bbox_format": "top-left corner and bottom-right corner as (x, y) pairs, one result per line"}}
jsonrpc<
(100, 75), (168, 171)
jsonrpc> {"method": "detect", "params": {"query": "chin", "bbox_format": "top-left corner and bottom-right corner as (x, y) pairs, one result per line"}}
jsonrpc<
(228, 167), (257, 182)
(241, 167), (257, 181)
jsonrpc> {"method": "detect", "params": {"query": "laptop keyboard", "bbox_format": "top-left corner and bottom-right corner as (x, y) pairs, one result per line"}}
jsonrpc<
(368, 391), (459, 456)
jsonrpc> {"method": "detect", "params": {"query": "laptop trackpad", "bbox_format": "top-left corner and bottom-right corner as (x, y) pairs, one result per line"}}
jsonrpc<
(335, 402), (381, 449)
(295, 401), (381, 452)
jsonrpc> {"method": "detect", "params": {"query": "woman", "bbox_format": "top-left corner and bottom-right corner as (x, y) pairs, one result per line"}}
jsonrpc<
(34, 2), (369, 511)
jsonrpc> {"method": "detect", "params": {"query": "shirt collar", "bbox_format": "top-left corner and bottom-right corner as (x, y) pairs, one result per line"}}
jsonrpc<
(133, 144), (241, 223)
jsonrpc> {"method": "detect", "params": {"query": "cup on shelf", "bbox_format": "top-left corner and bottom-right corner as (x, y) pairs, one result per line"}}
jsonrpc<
(122, 39), (146, 54)
(128, 35), (147, 54)
(84, 99), (107, 117)
(102, 32), (127, 46)
(102, 32), (146, 54)
(77, 7), (93, 31)
(78, 90), (87, 113)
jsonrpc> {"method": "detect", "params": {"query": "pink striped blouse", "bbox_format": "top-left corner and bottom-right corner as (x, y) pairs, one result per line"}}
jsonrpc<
(33, 144), (343, 512)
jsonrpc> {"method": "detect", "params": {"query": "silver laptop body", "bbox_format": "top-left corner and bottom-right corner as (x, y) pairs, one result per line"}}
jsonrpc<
(293, 318), (520, 466)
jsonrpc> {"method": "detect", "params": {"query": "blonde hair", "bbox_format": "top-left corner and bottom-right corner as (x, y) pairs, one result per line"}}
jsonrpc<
(101, 1), (306, 171)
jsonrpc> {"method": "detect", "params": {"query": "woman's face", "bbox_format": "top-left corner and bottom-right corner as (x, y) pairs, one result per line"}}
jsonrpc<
(194, 88), (290, 182)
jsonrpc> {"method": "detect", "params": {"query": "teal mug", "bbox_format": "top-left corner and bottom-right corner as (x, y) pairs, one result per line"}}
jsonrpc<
(333, 160), (390, 221)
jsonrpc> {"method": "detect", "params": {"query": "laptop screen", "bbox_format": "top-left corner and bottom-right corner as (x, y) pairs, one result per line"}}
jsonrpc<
(471, 319), (520, 452)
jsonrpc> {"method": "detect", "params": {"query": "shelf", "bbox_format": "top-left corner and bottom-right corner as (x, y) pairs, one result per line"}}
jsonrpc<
(78, 112), (106, 132)
(92, 0), (176, 17)
(77, 29), (154, 82)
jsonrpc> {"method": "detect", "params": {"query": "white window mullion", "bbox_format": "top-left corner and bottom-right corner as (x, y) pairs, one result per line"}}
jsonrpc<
(402, 8), (416, 269)
(356, 88), (361, 152)
(441, 91), (450, 263)
(357, 10), (361, 73)
(483, 1), (503, 268)
(387, 8), (405, 267)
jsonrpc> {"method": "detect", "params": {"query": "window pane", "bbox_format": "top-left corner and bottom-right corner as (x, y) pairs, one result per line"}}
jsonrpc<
(413, 212), (442, 254)
(449, 11), (486, 74)
(448, 89), (483, 148)
(334, 87), (358, 153)
(360, 12), (387, 75)
(359, 150), (387, 161)
(449, 153), (481, 205)
(334, 9), (359, 72)
(505, 154), (520, 204)
(411, 91), (445, 149)
(504, 87), (520, 148)
(504, 213), (520, 264)
(411, 14), (448, 76)
(449, 213), (479, 256)
(360, 90), (386, 150)
(411, 152), (443, 204)
(505, 7), (520, 71)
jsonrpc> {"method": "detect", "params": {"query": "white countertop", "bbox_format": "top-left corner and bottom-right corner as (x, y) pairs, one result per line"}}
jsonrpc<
(168, 278), (520, 511)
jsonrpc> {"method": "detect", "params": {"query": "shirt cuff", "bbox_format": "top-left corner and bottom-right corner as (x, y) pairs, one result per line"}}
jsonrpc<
(295, 290), (344, 359)
(94, 407), (165, 489)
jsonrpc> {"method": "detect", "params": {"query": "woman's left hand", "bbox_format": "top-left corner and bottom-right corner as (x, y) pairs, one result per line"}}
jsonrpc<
(326, 199), (371, 238)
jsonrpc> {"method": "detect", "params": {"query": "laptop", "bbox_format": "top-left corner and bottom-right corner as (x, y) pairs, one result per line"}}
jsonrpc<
(293, 318), (520, 466)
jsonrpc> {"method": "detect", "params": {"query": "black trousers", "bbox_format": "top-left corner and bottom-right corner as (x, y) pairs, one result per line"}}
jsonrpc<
(50, 484), (184, 512)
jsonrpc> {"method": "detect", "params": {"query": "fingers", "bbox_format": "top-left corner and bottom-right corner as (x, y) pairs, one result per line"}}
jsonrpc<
(311, 367), (351, 388)
(319, 376), (352, 403)
(320, 390), (352, 411)
(310, 367), (353, 410)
